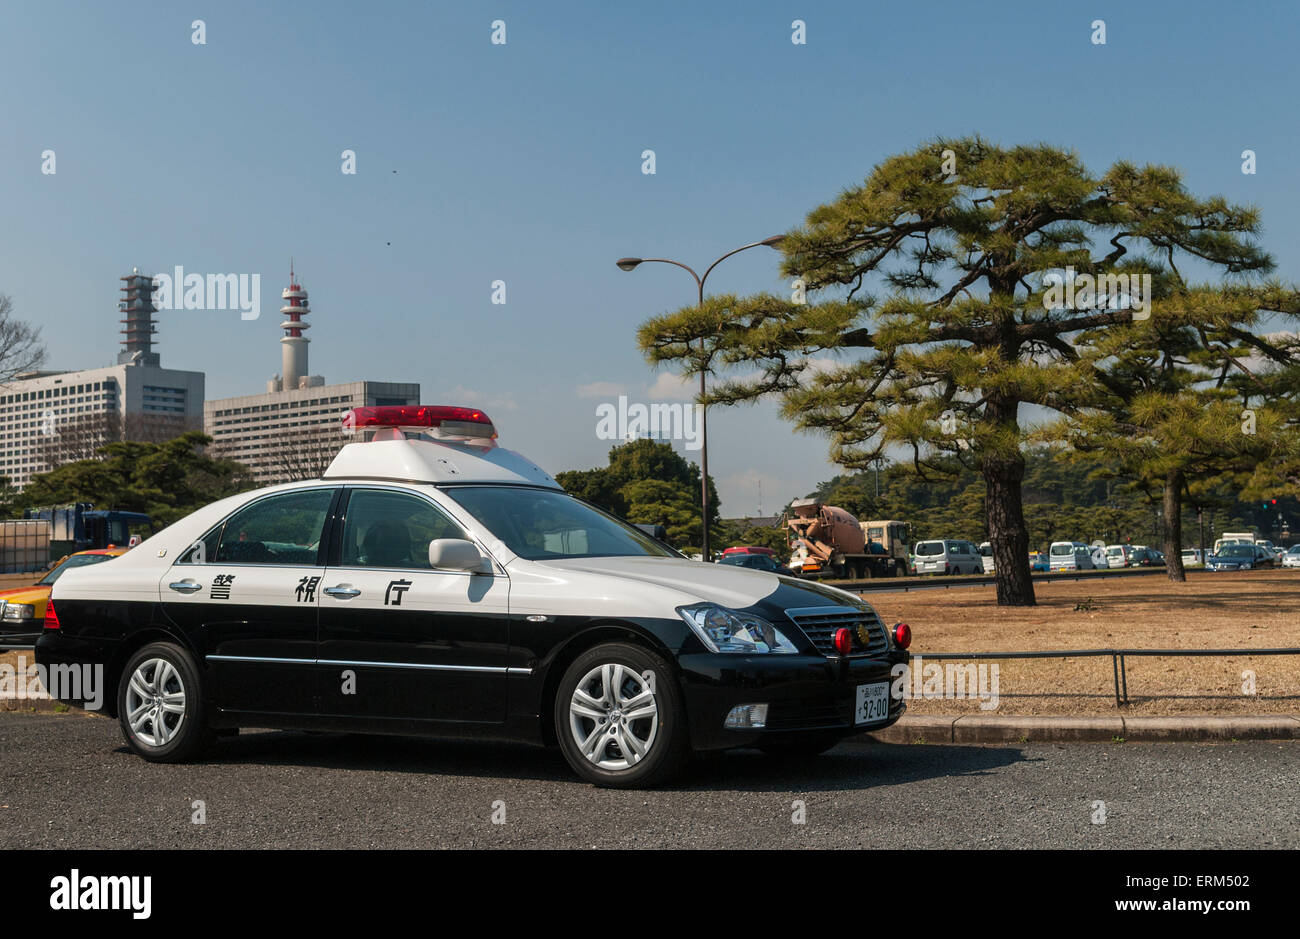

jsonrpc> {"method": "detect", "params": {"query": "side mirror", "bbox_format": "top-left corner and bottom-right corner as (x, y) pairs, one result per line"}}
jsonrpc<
(428, 538), (490, 573)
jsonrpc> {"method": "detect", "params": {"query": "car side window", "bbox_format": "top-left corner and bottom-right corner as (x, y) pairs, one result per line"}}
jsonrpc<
(341, 488), (467, 570)
(203, 489), (334, 565)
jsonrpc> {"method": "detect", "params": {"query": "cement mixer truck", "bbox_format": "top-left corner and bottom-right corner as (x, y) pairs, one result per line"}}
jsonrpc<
(785, 498), (910, 579)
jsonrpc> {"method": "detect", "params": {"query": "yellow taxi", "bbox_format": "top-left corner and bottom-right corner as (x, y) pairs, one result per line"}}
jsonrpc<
(0, 547), (128, 646)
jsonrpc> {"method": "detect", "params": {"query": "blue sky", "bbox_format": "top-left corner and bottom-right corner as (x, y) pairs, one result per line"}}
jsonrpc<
(2, 0), (1298, 515)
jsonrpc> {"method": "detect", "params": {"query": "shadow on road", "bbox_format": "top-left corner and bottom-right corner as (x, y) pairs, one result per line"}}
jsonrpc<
(152, 728), (1033, 792)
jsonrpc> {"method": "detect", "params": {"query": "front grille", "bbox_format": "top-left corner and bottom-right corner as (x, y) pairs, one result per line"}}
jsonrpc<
(765, 698), (845, 730)
(785, 606), (889, 656)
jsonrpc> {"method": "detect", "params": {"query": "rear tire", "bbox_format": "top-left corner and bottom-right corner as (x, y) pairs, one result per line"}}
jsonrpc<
(117, 642), (212, 763)
(554, 643), (689, 788)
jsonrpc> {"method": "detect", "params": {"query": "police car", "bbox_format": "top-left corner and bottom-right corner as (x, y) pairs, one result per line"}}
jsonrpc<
(36, 406), (909, 788)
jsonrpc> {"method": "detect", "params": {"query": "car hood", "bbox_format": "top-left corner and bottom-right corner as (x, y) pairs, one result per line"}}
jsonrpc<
(534, 555), (867, 612)
(0, 585), (50, 605)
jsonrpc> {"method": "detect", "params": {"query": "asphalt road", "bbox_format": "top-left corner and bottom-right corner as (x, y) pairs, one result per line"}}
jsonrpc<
(2, 711), (1296, 849)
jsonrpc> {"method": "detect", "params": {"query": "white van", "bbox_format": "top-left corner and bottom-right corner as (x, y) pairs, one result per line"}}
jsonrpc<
(1105, 544), (1132, 568)
(913, 539), (983, 576)
(1048, 541), (1095, 571)
(978, 542), (995, 573)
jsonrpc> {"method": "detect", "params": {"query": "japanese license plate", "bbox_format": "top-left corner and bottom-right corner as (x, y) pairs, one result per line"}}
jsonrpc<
(854, 682), (890, 725)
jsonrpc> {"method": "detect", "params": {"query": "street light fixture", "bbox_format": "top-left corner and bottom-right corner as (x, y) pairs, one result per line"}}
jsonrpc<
(616, 235), (787, 561)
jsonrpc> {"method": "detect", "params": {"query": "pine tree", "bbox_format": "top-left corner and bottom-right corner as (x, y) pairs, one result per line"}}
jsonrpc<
(638, 137), (1292, 605)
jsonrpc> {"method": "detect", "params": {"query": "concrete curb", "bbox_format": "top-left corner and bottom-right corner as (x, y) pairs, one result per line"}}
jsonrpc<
(868, 713), (1300, 744)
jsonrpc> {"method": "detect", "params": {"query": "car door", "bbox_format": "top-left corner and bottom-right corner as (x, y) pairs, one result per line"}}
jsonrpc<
(316, 486), (511, 725)
(161, 486), (338, 716)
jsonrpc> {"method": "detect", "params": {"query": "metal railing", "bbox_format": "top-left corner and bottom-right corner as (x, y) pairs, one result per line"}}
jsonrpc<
(913, 647), (1300, 707)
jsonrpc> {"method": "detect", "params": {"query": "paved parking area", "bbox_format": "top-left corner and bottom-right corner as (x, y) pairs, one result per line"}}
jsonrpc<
(2, 712), (1296, 849)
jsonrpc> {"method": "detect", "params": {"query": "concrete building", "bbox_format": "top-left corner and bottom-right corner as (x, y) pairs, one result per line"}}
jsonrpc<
(0, 271), (204, 490)
(204, 380), (419, 483)
(203, 267), (419, 483)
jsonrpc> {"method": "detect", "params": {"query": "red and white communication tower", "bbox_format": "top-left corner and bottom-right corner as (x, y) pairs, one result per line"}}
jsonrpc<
(279, 263), (311, 390)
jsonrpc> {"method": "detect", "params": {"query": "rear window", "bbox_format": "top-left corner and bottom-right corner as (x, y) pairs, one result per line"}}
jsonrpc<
(915, 541), (944, 557)
(1049, 544), (1074, 556)
(38, 552), (116, 586)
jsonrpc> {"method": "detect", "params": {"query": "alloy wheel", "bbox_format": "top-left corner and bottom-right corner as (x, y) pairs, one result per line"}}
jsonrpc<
(124, 657), (187, 747)
(567, 663), (659, 770)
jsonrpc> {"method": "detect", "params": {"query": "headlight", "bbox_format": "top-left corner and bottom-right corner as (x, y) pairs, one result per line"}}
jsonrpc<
(2, 603), (36, 622)
(677, 603), (798, 654)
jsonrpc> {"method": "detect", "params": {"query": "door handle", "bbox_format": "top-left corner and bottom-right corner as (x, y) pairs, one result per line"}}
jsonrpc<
(323, 586), (361, 599)
(168, 580), (202, 594)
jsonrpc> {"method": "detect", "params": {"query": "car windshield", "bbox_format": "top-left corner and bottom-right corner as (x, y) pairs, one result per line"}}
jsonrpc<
(916, 541), (944, 556)
(38, 553), (116, 586)
(442, 486), (679, 560)
(1219, 545), (1255, 558)
(1049, 544), (1074, 556)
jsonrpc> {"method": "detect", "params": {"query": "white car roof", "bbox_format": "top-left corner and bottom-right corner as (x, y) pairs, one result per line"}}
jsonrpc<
(322, 436), (561, 489)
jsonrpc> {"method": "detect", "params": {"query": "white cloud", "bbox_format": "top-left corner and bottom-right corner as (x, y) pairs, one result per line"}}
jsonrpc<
(646, 371), (694, 400)
(575, 380), (628, 399)
(442, 385), (518, 411)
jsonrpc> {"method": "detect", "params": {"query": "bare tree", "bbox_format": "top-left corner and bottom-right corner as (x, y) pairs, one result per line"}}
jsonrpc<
(0, 294), (46, 386)
(255, 424), (348, 483)
(33, 411), (202, 474)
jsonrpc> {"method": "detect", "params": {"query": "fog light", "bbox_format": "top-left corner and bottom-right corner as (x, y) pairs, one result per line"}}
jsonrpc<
(724, 703), (769, 729)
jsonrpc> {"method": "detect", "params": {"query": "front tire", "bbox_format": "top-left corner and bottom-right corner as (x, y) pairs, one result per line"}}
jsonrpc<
(117, 642), (211, 763)
(555, 642), (688, 788)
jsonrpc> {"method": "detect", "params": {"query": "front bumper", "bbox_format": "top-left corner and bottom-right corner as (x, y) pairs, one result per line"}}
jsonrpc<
(0, 621), (42, 646)
(678, 650), (909, 750)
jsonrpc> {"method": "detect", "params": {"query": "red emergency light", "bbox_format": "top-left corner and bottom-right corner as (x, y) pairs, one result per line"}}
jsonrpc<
(341, 405), (497, 442)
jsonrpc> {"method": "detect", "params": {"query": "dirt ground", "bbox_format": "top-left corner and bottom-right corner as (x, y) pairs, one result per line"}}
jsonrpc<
(865, 570), (1300, 716)
(3, 570), (1296, 718)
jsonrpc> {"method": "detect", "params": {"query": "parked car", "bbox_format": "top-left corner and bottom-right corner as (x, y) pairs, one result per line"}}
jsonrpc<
(912, 539), (983, 575)
(1105, 544), (1133, 568)
(1181, 548), (1204, 567)
(1048, 541), (1095, 571)
(1205, 544), (1276, 571)
(718, 552), (796, 577)
(1129, 546), (1165, 567)
(1029, 552), (1049, 572)
(37, 405), (911, 788)
(978, 542), (994, 573)
(721, 545), (777, 558)
(0, 548), (127, 647)
(1282, 546), (1300, 569)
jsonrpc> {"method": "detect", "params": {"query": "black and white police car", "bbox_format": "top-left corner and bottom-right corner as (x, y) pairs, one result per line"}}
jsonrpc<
(36, 406), (909, 787)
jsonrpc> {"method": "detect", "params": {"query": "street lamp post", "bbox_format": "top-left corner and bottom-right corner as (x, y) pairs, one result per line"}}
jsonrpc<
(616, 235), (785, 561)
